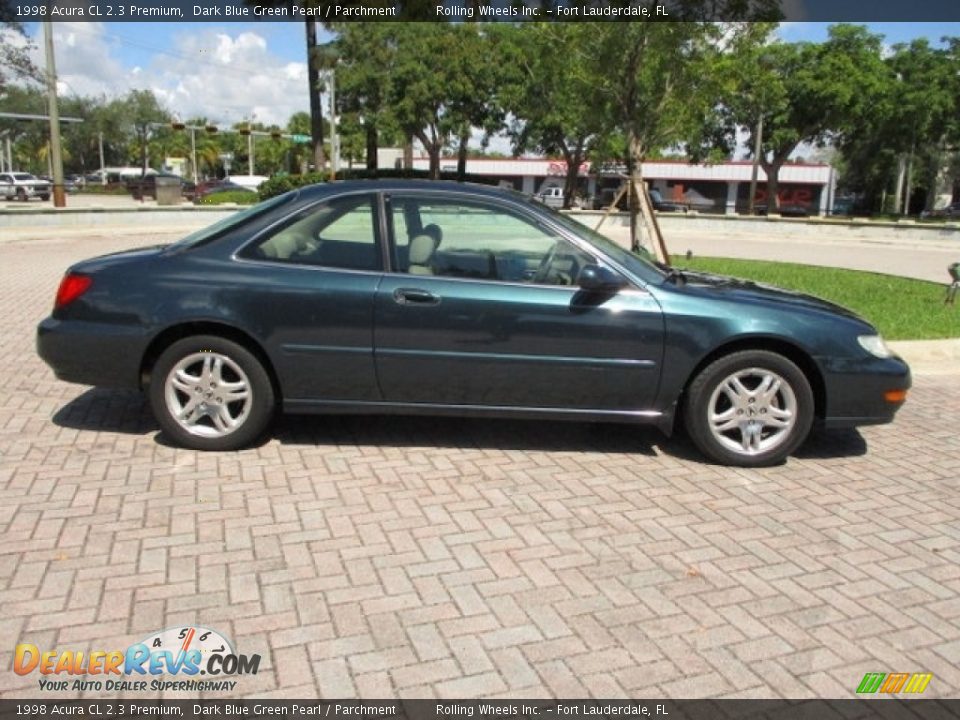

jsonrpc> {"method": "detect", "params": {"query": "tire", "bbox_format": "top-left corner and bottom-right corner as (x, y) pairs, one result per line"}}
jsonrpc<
(683, 350), (814, 467)
(40, 194), (50, 201)
(16, 188), (26, 201)
(148, 335), (275, 451)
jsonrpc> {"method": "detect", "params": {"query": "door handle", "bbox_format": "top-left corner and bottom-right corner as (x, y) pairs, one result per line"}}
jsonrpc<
(393, 288), (440, 306)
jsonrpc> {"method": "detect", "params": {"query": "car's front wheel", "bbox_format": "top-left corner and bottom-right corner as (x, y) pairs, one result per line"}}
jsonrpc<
(683, 350), (814, 467)
(148, 335), (275, 451)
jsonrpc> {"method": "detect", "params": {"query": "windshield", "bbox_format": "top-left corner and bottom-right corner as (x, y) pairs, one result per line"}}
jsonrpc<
(166, 192), (296, 251)
(532, 202), (667, 284)
(13, 174), (35, 181)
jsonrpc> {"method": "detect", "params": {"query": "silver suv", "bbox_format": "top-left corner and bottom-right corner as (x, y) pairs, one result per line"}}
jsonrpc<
(1, 173), (51, 202)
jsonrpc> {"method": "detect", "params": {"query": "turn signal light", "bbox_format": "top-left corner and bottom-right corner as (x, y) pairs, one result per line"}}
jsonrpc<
(55, 273), (92, 309)
(884, 389), (908, 404)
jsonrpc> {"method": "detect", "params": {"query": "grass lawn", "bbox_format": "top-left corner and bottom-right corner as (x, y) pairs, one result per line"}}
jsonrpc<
(670, 256), (960, 341)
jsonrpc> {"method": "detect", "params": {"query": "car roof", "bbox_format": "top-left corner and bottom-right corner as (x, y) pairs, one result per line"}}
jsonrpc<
(298, 179), (526, 202)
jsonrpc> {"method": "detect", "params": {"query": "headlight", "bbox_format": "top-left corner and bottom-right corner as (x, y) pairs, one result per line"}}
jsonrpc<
(858, 334), (894, 358)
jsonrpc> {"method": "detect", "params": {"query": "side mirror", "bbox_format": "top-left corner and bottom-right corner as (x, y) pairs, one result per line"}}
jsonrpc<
(578, 264), (625, 292)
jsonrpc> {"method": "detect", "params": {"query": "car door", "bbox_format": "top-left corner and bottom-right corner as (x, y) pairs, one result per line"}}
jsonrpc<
(374, 192), (664, 411)
(234, 191), (384, 403)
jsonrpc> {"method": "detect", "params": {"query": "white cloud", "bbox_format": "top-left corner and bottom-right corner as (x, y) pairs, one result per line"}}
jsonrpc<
(21, 23), (308, 128)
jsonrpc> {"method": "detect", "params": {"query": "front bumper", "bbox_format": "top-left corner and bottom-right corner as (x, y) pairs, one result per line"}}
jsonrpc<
(37, 317), (146, 389)
(819, 353), (912, 429)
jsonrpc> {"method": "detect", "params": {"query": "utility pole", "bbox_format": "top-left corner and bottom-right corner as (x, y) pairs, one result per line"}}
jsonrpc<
(748, 114), (763, 215)
(329, 69), (339, 179)
(248, 132), (254, 175)
(43, 22), (66, 207)
(98, 132), (105, 184)
(190, 127), (197, 182)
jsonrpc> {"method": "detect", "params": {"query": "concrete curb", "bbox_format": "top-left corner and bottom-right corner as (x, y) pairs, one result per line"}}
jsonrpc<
(889, 339), (960, 377)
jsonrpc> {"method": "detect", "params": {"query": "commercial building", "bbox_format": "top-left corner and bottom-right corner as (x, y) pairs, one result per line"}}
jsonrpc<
(408, 157), (837, 215)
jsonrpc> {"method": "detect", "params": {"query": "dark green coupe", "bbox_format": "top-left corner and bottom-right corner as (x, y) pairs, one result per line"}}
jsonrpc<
(37, 181), (910, 466)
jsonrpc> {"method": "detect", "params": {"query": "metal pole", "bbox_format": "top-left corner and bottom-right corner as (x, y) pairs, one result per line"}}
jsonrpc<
(43, 22), (66, 207)
(248, 132), (253, 175)
(330, 70), (339, 179)
(190, 127), (197, 182)
(6, 137), (13, 172)
(748, 114), (763, 215)
(98, 132), (105, 185)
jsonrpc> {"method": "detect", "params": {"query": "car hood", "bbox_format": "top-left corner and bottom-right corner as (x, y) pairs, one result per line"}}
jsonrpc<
(674, 269), (866, 322)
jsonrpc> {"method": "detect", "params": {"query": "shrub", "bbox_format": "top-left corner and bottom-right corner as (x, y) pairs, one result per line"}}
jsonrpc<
(195, 190), (258, 206)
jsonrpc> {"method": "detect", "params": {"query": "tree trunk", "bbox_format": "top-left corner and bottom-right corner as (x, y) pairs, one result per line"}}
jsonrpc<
(456, 129), (469, 182)
(626, 131), (644, 252)
(365, 123), (378, 171)
(761, 148), (792, 215)
(561, 138), (585, 210)
(403, 135), (414, 170)
(305, 19), (326, 174)
(428, 145), (440, 180)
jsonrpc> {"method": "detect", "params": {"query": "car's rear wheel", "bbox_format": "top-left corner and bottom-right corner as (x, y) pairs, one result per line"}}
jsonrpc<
(148, 335), (274, 451)
(40, 194), (50, 201)
(683, 350), (813, 467)
(16, 188), (26, 201)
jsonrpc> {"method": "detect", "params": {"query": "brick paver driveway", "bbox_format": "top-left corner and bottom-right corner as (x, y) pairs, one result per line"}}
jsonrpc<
(2, 231), (959, 700)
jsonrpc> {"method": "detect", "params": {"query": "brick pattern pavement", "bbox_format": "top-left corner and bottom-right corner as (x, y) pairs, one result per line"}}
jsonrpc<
(1, 232), (959, 700)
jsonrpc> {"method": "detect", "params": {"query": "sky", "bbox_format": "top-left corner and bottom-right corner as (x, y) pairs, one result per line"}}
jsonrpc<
(4, 21), (960, 134)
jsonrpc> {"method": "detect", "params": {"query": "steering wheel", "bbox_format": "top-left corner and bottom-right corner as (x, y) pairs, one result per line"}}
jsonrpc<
(532, 242), (560, 284)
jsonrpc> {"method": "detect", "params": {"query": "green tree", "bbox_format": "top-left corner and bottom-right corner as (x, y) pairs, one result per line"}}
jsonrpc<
(115, 89), (170, 175)
(387, 23), (502, 179)
(727, 25), (888, 213)
(326, 23), (399, 170)
(840, 37), (959, 213)
(593, 22), (745, 248)
(503, 23), (607, 208)
(0, 17), (38, 92)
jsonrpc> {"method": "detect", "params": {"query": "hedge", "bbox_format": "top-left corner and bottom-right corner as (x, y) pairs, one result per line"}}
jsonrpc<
(195, 190), (259, 206)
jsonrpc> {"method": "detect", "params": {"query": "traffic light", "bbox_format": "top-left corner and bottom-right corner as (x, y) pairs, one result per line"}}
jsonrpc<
(238, 127), (251, 136)
(270, 130), (282, 140)
(205, 125), (218, 134)
(171, 122), (186, 131)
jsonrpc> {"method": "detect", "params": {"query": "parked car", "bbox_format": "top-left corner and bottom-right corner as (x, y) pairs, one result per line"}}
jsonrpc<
(1, 172), (51, 201)
(921, 202), (960, 219)
(127, 173), (196, 201)
(533, 186), (568, 209)
(592, 186), (687, 212)
(37, 181), (910, 466)
(754, 203), (810, 218)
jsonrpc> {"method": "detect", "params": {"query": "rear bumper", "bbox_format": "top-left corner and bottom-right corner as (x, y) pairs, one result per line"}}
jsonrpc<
(819, 354), (912, 429)
(37, 317), (146, 389)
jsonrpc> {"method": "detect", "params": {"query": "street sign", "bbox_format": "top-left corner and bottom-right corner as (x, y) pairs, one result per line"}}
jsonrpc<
(289, 134), (311, 144)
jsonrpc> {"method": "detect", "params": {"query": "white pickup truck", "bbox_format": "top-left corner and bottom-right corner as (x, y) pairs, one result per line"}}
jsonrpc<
(1, 172), (51, 202)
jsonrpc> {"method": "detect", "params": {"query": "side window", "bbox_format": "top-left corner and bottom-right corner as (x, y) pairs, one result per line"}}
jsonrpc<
(389, 196), (594, 286)
(242, 194), (381, 272)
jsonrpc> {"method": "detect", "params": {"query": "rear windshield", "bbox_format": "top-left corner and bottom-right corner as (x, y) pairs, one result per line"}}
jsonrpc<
(166, 192), (297, 251)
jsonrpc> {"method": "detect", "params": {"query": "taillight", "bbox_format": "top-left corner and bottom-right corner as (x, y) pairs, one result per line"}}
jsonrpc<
(55, 273), (92, 309)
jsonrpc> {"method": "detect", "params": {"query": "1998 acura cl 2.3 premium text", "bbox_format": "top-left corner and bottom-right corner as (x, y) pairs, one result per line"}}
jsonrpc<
(37, 181), (910, 466)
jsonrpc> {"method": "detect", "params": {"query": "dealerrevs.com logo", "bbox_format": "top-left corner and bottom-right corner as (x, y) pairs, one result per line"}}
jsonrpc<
(15, 626), (260, 693)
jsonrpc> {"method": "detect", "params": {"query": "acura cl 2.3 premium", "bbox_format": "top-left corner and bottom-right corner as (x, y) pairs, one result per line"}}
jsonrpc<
(37, 181), (910, 466)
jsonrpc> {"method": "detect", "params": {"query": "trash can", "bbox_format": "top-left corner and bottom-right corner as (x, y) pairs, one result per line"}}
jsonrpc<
(155, 175), (181, 206)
